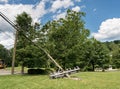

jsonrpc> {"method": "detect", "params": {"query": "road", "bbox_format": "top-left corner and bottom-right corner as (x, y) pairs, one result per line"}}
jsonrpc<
(0, 69), (11, 75)
(0, 69), (21, 75)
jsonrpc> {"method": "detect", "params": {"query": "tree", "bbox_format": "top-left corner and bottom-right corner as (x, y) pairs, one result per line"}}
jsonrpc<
(0, 44), (11, 67)
(15, 12), (37, 74)
(104, 40), (120, 69)
(84, 38), (110, 71)
(112, 40), (120, 68)
(112, 47), (120, 68)
(41, 9), (90, 69)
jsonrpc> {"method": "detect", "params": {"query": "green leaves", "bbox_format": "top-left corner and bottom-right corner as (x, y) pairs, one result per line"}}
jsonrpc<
(42, 10), (90, 68)
(104, 40), (120, 68)
(13, 10), (112, 71)
(84, 38), (110, 71)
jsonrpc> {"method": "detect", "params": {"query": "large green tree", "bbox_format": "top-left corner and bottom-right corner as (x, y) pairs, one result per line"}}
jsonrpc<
(84, 38), (110, 71)
(104, 40), (120, 68)
(41, 10), (90, 69)
(15, 12), (37, 73)
(112, 49), (120, 68)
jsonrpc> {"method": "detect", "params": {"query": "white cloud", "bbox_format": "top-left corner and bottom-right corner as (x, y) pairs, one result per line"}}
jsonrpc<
(0, 18), (15, 49)
(72, 6), (80, 12)
(0, 29), (15, 49)
(0, 1), (47, 49)
(75, 0), (81, 2)
(0, 0), (8, 3)
(92, 18), (120, 41)
(53, 12), (66, 20)
(0, 0), (84, 48)
(0, 2), (46, 22)
(50, 0), (74, 12)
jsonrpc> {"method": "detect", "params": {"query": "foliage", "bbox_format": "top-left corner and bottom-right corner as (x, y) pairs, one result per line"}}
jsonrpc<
(13, 10), (117, 72)
(42, 9), (90, 69)
(15, 12), (50, 73)
(82, 38), (110, 71)
(0, 44), (12, 67)
(104, 40), (120, 68)
(112, 49), (120, 68)
(15, 12), (38, 73)
(28, 68), (52, 75)
(16, 12), (36, 48)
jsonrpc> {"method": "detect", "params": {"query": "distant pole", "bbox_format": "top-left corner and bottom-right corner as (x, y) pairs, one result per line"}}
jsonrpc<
(11, 31), (18, 74)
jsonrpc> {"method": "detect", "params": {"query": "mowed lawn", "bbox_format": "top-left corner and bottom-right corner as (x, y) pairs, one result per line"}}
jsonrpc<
(0, 71), (120, 89)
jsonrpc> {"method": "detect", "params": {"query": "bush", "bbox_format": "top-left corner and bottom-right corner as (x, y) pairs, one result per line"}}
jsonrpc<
(83, 66), (93, 71)
(112, 65), (116, 69)
(45, 68), (54, 74)
(28, 68), (53, 75)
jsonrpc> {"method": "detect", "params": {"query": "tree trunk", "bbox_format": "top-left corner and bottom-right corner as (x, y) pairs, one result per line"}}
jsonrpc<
(21, 63), (24, 74)
(91, 61), (95, 71)
(102, 69), (105, 72)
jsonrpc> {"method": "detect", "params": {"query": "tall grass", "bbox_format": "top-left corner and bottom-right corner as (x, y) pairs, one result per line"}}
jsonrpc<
(0, 71), (120, 89)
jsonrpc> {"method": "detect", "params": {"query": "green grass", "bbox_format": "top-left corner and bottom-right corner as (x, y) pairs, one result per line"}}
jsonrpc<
(0, 71), (120, 89)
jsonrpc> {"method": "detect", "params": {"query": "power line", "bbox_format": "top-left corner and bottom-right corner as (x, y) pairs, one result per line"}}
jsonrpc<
(5, 44), (14, 48)
(0, 29), (15, 41)
(0, 12), (70, 77)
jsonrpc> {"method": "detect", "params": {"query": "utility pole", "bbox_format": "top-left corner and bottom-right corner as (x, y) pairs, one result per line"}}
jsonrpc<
(11, 31), (18, 74)
(0, 12), (70, 78)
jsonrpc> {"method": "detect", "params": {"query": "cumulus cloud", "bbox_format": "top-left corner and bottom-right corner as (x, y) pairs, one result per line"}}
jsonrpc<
(75, 0), (81, 2)
(0, 0), (8, 3)
(0, 30), (14, 49)
(53, 12), (66, 20)
(50, 0), (74, 12)
(0, 2), (46, 22)
(0, 0), (83, 49)
(0, 1), (47, 49)
(72, 6), (81, 12)
(0, 18), (15, 49)
(92, 18), (120, 41)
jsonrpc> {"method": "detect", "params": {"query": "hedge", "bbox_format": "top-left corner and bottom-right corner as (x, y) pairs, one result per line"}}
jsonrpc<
(28, 68), (53, 75)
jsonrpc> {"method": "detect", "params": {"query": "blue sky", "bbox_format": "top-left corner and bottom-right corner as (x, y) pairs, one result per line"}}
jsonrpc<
(0, 0), (120, 48)
(82, 0), (120, 32)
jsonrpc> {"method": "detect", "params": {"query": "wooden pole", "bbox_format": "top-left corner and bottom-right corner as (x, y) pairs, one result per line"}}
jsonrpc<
(11, 31), (18, 74)
(43, 50), (70, 78)
(0, 12), (70, 78)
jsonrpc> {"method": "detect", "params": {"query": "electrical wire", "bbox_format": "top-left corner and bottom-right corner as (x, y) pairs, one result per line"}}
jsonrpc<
(0, 29), (15, 41)
(0, 12), (65, 72)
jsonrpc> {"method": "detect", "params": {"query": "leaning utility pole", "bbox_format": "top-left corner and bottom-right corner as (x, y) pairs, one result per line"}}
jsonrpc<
(11, 31), (18, 74)
(0, 12), (18, 75)
(0, 12), (70, 78)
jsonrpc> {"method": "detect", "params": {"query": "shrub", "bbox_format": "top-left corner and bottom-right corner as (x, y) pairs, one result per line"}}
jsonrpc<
(28, 68), (53, 75)
(83, 66), (93, 71)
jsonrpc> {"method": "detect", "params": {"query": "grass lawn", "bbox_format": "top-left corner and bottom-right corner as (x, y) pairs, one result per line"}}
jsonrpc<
(0, 71), (120, 89)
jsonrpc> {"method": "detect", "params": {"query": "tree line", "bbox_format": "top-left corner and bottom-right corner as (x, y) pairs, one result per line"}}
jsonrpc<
(0, 10), (120, 73)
